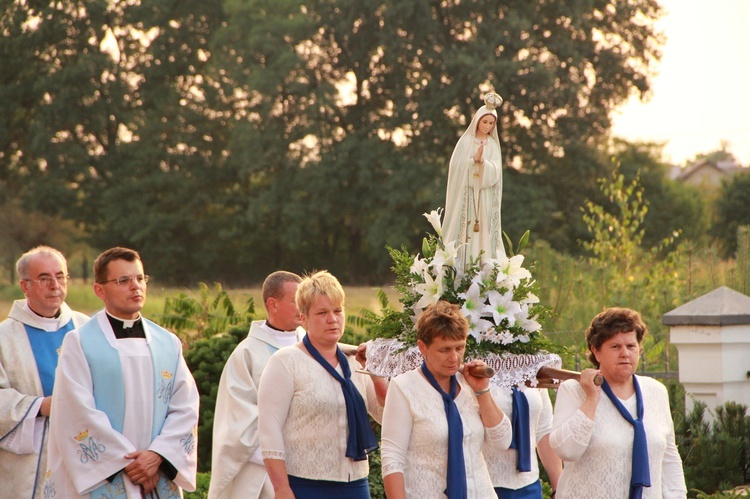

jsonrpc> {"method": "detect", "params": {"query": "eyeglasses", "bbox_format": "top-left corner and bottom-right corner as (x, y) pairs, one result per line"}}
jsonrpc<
(25, 274), (70, 287)
(98, 275), (150, 286)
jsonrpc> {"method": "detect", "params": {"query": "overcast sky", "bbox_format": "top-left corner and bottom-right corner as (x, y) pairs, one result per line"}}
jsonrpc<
(611, 0), (750, 166)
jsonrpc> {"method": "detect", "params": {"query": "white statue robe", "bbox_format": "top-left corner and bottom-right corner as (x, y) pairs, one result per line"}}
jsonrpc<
(443, 104), (506, 270)
(45, 311), (199, 498)
(0, 299), (89, 499)
(208, 321), (304, 499)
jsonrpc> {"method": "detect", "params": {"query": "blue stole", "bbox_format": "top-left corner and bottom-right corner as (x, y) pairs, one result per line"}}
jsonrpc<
(421, 362), (467, 499)
(24, 320), (76, 396)
(302, 335), (378, 461)
(601, 376), (651, 499)
(79, 317), (180, 498)
(509, 387), (532, 472)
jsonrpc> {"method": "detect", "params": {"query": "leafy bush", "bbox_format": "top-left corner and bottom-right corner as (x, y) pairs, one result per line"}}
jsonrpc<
(671, 382), (750, 497)
(159, 282), (255, 343)
(184, 472), (211, 498)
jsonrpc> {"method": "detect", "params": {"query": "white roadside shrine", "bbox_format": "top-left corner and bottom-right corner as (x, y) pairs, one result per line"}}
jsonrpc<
(664, 286), (750, 419)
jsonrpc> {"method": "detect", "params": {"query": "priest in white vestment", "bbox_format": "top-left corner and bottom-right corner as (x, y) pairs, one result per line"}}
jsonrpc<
(208, 271), (304, 499)
(0, 246), (90, 499)
(45, 247), (199, 498)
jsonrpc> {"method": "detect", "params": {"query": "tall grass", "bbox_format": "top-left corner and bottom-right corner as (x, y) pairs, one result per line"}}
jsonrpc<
(0, 281), (399, 325)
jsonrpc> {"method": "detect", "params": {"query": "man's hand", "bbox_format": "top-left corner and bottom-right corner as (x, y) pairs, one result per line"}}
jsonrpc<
(139, 473), (160, 493)
(355, 343), (367, 368)
(124, 450), (163, 486)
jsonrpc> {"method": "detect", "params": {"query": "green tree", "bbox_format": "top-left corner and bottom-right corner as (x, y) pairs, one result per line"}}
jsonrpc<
(2, 0), (666, 284)
(0, 0), (239, 284)
(206, 0), (667, 281)
(611, 139), (708, 248)
(0, 199), (87, 283)
(711, 172), (750, 258)
(678, 401), (750, 496)
(579, 166), (683, 369)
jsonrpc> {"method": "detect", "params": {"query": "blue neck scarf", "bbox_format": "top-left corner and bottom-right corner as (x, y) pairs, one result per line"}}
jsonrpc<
(421, 362), (467, 499)
(509, 387), (532, 472)
(303, 335), (378, 461)
(601, 376), (651, 499)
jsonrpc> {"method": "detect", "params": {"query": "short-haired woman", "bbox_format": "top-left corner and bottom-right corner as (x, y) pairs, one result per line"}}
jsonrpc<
(258, 271), (386, 499)
(381, 300), (512, 498)
(549, 307), (687, 499)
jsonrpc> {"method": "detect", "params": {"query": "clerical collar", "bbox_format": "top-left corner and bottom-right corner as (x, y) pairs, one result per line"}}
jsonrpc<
(24, 302), (63, 332)
(262, 321), (300, 348)
(264, 320), (296, 334)
(106, 311), (145, 339)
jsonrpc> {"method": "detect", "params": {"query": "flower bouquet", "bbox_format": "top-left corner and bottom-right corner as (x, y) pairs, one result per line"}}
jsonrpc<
(363, 209), (562, 389)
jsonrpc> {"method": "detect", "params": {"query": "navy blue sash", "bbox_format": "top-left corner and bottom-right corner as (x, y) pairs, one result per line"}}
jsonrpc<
(421, 362), (467, 499)
(303, 335), (378, 461)
(509, 388), (531, 472)
(601, 376), (651, 499)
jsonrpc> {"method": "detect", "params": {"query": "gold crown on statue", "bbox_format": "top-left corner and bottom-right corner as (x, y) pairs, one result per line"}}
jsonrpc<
(483, 92), (503, 110)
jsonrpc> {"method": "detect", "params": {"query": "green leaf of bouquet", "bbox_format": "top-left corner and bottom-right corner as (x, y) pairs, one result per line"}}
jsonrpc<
(518, 230), (530, 253)
(503, 231), (514, 257)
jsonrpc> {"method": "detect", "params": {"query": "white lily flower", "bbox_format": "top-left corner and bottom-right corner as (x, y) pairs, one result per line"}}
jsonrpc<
(502, 254), (532, 287)
(410, 255), (429, 275)
(414, 268), (446, 310)
(516, 304), (542, 332)
(484, 289), (521, 327)
(432, 241), (459, 271)
(423, 209), (443, 237)
(482, 257), (502, 273)
(521, 292), (540, 305)
(458, 281), (484, 324)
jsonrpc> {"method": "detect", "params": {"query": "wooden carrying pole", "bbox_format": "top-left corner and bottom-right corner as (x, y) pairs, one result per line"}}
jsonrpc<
(533, 366), (604, 389)
(341, 343), (603, 388)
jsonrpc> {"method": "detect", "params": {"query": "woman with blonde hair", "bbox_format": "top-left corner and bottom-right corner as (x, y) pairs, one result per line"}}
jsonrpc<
(258, 271), (386, 498)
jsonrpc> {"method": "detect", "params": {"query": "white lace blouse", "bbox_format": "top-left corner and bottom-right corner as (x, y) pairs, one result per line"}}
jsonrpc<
(483, 386), (553, 489)
(381, 369), (512, 498)
(550, 376), (687, 499)
(258, 346), (383, 482)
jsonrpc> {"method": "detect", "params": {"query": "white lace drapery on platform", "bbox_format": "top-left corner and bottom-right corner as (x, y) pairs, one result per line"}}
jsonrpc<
(364, 338), (562, 391)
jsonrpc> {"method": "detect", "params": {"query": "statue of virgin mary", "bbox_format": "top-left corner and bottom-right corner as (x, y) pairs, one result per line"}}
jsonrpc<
(442, 92), (506, 270)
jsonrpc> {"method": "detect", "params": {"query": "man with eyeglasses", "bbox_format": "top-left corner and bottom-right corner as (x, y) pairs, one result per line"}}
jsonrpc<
(208, 270), (304, 499)
(0, 245), (90, 499)
(45, 246), (199, 498)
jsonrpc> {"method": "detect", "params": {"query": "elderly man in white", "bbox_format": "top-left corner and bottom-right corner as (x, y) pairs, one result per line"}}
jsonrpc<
(208, 270), (304, 499)
(0, 246), (90, 498)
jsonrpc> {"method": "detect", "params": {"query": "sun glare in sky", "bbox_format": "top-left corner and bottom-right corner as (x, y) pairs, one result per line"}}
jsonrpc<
(611, 0), (750, 167)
